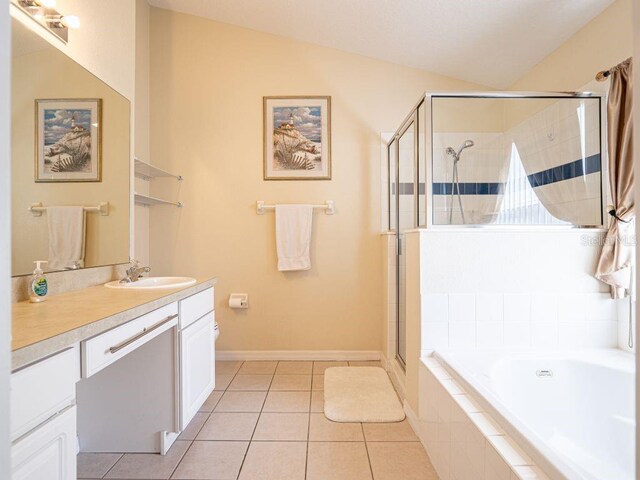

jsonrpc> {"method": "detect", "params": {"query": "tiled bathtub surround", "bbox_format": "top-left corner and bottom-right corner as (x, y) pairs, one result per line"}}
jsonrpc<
(417, 357), (550, 480)
(617, 299), (636, 353)
(406, 229), (618, 356)
(422, 291), (618, 354)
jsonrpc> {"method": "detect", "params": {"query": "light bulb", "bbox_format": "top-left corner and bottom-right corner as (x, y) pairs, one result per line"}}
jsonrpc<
(39, 0), (56, 7)
(60, 15), (80, 29)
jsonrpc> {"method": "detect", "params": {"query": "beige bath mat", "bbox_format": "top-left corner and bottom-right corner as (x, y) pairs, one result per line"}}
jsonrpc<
(324, 367), (405, 422)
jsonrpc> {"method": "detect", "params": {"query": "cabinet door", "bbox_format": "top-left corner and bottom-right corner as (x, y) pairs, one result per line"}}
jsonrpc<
(180, 312), (215, 429)
(12, 406), (76, 480)
(11, 346), (78, 441)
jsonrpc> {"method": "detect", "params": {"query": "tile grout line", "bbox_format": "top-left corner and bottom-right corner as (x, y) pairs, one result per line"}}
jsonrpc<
(92, 362), (390, 480)
(98, 453), (124, 479)
(235, 361), (278, 480)
(361, 423), (376, 480)
(167, 440), (195, 480)
(304, 385), (312, 480)
(171, 361), (244, 479)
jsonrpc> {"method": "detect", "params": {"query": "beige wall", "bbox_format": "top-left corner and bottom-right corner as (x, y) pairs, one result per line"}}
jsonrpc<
(432, 98), (505, 133)
(11, 0), (136, 101)
(505, 0), (632, 127)
(11, 46), (130, 276)
(510, 0), (632, 92)
(148, 8), (483, 352)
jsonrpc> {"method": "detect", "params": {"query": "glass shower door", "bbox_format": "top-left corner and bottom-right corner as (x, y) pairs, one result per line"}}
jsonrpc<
(396, 119), (416, 367)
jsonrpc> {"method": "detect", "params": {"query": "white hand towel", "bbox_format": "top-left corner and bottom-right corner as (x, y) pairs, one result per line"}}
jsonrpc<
(275, 204), (313, 271)
(47, 206), (86, 270)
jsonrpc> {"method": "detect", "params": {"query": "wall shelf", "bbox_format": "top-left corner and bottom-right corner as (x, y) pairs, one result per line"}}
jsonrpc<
(134, 158), (183, 181)
(134, 193), (183, 208)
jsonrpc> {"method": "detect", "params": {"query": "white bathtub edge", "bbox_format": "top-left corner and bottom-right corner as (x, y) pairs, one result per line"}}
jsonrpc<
(417, 355), (553, 480)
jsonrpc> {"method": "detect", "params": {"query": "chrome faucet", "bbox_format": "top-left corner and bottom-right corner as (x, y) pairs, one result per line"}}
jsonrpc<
(120, 260), (151, 283)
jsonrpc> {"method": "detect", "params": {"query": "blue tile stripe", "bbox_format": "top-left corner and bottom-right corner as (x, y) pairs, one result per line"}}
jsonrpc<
(428, 154), (601, 196)
(432, 182), (506, 195)
(527, 154), (601, 188)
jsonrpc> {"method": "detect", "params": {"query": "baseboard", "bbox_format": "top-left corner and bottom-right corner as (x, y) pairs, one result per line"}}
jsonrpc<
(388, 357), (406, 400)
(379, 351), (389, 371)
(404, 400), (421, 435)
(215, 350), (383, 361)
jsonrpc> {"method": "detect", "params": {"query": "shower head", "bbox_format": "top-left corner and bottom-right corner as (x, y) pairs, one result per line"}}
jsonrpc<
(446, 140), (474, 162)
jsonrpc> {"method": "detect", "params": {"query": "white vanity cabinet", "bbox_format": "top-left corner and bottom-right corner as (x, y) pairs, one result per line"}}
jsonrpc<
(76, 286), (216, 453)
(10, 347), (80, 480)
(12, 283), (217, 465)
(11, 407), (77, 480)
(178, 288), (216, 429)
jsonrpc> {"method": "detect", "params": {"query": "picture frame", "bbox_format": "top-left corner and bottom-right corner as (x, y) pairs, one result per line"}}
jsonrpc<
(263, 96), (331, 180)
(35, 98), (102, 182)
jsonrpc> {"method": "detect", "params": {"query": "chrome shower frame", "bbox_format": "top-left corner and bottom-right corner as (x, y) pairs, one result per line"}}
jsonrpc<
(385, 91), (609, 231)
(385, 91), (609, 375)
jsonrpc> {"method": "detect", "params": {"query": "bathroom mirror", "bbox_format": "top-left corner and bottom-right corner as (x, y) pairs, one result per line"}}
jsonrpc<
(11, 18), (130, 276)
(430, 95), (604, 226)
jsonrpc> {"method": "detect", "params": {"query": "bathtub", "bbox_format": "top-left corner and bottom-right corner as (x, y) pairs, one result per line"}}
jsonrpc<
(433, 348), (635, 480)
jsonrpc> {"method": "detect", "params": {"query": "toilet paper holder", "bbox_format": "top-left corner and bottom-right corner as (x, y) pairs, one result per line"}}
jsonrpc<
(229, 293), (249, 309)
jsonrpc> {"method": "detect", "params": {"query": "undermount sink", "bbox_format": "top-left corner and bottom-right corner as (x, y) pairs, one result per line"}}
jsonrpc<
(104, 276), (197, 290)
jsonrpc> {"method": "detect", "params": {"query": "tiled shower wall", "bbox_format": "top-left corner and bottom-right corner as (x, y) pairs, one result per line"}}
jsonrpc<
(430, 98), (602, 226)
(432, 132), (507, 225)
(504, 98), (602, 226)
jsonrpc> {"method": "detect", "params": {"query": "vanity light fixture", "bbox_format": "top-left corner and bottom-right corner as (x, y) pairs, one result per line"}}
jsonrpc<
(14, 0), (80, 43)
(45, 14), (80, 30)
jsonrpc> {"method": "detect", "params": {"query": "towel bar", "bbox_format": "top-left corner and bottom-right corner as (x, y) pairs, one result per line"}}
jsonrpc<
(29, 202), (110, 217)
(256, 200), (335, 215)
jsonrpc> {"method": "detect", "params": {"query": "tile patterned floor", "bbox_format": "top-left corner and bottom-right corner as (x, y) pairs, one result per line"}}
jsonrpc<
(78, 360), (438, 480)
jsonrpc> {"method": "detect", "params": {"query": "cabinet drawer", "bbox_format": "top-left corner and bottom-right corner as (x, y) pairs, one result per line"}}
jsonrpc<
(82, 302), (178, 378)
(11, 347), (79, 442)
(12, 406), (77, 480)
(179, 287), (214, 329)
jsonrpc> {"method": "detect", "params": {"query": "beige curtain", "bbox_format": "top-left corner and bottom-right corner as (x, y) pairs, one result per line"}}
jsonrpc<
(596, 58), (634, 299)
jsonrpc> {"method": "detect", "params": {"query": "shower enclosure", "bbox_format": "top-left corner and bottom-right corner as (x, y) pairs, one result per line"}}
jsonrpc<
(387, 92), (606, 367)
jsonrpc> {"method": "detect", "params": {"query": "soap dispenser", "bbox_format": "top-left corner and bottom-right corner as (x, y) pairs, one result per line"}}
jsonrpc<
(29, 260), (49, 303)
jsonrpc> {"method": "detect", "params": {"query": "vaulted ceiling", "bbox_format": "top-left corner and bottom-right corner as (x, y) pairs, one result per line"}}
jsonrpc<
(148, 0), (615, 88)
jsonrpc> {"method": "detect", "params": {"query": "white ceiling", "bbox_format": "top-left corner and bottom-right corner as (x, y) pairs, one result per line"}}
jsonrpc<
(148, 0), (615, 88)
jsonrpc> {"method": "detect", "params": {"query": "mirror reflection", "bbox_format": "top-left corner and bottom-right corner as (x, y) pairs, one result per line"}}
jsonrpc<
(11, 19), (130, 276)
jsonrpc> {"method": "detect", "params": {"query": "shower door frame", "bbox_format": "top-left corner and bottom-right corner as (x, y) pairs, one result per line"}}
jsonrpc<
(385, 91), (608, 371)
(390, 108), (420, 370)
